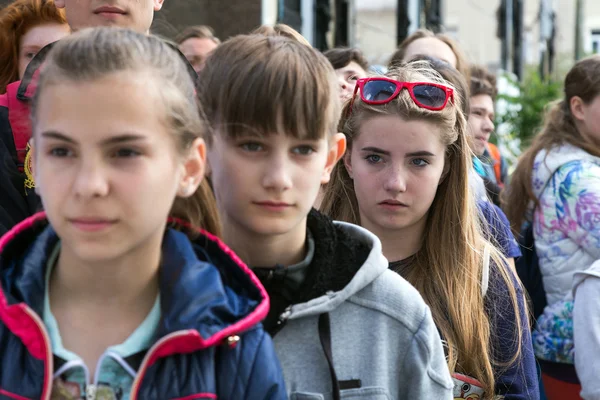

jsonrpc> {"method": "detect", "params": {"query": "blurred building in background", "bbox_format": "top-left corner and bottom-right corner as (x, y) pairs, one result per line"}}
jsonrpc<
(3, 0), (600, 76)
(355, 0), (600, 75)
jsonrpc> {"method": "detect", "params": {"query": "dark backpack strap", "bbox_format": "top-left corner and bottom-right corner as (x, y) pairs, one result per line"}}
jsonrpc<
(515, 223), (547, 320)
(318, 313), (341, 400)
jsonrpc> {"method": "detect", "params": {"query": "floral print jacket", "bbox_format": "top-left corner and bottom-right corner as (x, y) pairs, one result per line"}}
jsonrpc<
(530, 144), (600, 363)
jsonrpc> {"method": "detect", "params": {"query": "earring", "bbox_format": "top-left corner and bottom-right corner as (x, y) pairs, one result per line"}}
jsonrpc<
(181, 185), (195, 197)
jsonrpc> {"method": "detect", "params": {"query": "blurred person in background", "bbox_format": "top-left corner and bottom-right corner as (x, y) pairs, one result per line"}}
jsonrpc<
(389, 28), (470, 80)
(504, 55), (600, 400)
(468, 65), (509, 205)
(176, 25), (220, 74)
(324, 47), (369, 103)
(0, 0), (69, 94)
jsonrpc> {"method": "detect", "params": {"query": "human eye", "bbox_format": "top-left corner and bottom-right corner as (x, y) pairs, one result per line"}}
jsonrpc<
(25, 52), (36, 60)
(292, 145), (316, 156)
(411, 158), (429, 167)
(113, 148), (142, 158)
(48, 147), (74, 158)
(240, 142), (264, 152)
(365, 154), (383, 164)
(348, 74), (359, 82)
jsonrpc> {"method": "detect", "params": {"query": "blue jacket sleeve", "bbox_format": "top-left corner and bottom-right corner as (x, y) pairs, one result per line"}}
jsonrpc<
(486, 263), (539, 400)
(217, 327), (287, 400)
(477, 200), (522, 259)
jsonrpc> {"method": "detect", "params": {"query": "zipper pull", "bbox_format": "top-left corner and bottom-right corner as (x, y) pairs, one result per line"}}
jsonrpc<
(86, 384), (97, 400)
(277, 306), (292, 326)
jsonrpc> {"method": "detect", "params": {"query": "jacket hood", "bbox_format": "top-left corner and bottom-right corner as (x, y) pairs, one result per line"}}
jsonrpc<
(286, 220), (388, 320)
(0, 212), (269, 343)
(573, 260), (600, 294)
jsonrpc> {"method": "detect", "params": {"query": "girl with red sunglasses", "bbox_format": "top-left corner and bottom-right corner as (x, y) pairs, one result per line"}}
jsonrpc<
(321, 61), (538, 399)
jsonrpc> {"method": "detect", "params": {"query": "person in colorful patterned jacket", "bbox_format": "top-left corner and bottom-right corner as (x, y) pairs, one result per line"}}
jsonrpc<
(504, 55), (600, 400)
(0, 27), (286, 400)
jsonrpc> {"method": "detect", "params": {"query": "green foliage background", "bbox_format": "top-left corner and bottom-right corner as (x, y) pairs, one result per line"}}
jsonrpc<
(497, 69), (563, 150)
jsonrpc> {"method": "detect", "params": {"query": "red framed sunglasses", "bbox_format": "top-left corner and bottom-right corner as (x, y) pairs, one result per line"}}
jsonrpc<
(348, 77), (454, 113)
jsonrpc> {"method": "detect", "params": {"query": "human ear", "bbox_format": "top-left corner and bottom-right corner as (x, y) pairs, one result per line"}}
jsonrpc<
(321, 133), (347, 184)
(178, 138), (206, 197)
(343, 148), (354, 180)
(54, 0), (65, 9)
(154, 0), (165, 11)
(570, 96), (586, 122)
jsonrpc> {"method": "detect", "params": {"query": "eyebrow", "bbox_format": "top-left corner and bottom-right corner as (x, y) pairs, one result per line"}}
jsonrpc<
(471, 107), (494, 114)
(361, 146), (390, 156)
(361, 147), (435, 157)
(40, 131), (148, 145)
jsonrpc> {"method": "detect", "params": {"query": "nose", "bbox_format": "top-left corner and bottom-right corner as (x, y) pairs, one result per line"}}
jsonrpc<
(261, 152), (292, 192)
(382, 163), (407, 193)
(73, 158), (110, 199)
(338, 75), (348, 91)
(483, 117), (495, 133)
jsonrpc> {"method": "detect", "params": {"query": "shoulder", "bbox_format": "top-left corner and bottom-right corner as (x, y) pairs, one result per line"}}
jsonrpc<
(535, 145), (600, 182)
(574, 260), (600, 293)
(350, 269), (432, 333)
(478, 201), (521, 258)
(213, 325), (286, 398)
(545, 159), (600, 208)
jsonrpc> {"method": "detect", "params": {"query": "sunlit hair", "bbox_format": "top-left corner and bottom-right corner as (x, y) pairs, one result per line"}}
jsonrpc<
(503, 55), (600, 232)
(175, 25), (220, 45)
(31, 27), (220, 235)
(251, 23), (311, 46)
(389, 29), (470, 81)
(0, 0), (67, 93)
(321, 61), (524, 397)
(197, 34), (340, 142)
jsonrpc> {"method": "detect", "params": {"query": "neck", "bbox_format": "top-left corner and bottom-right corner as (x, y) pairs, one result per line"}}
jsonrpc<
(50, 235), (162, 311)
(223, 219), (308, 268)
(361, 215), (426, 262)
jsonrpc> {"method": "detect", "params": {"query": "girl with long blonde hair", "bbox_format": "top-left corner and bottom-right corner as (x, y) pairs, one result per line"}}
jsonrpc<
(321, 61), (538, 399)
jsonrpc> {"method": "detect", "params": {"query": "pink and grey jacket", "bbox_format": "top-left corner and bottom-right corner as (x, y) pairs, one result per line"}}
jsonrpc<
(0, 213), (286, 400)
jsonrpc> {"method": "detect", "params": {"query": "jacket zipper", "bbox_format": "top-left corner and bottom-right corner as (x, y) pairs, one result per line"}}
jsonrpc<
(129, 331), (191, 400)
(23, 306), (53, 400)
(86, 384), (97, 400)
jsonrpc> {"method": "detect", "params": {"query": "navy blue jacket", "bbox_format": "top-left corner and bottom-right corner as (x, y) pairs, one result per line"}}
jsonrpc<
(0, 213), (286, 399)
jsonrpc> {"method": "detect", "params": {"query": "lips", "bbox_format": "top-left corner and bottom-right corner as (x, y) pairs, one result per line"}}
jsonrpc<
(379, 200), (409, 209)
(69, 217), (117, 232)
(253, 201), (293, 211)
(93, 5), (127, 15)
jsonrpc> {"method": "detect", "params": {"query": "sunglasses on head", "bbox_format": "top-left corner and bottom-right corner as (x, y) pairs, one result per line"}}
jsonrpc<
(348, 77), (454, 114)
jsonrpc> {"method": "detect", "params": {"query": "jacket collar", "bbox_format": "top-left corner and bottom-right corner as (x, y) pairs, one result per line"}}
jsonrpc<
(0, 213), (269, 341)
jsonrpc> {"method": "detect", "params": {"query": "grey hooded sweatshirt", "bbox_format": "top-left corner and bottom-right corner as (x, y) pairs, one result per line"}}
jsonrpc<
(256, 211), (453, 400)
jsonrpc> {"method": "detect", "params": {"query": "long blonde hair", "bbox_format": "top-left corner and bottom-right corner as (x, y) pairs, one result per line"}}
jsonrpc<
(321, 62), (524, 397)
(31, 27), (221, 236)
